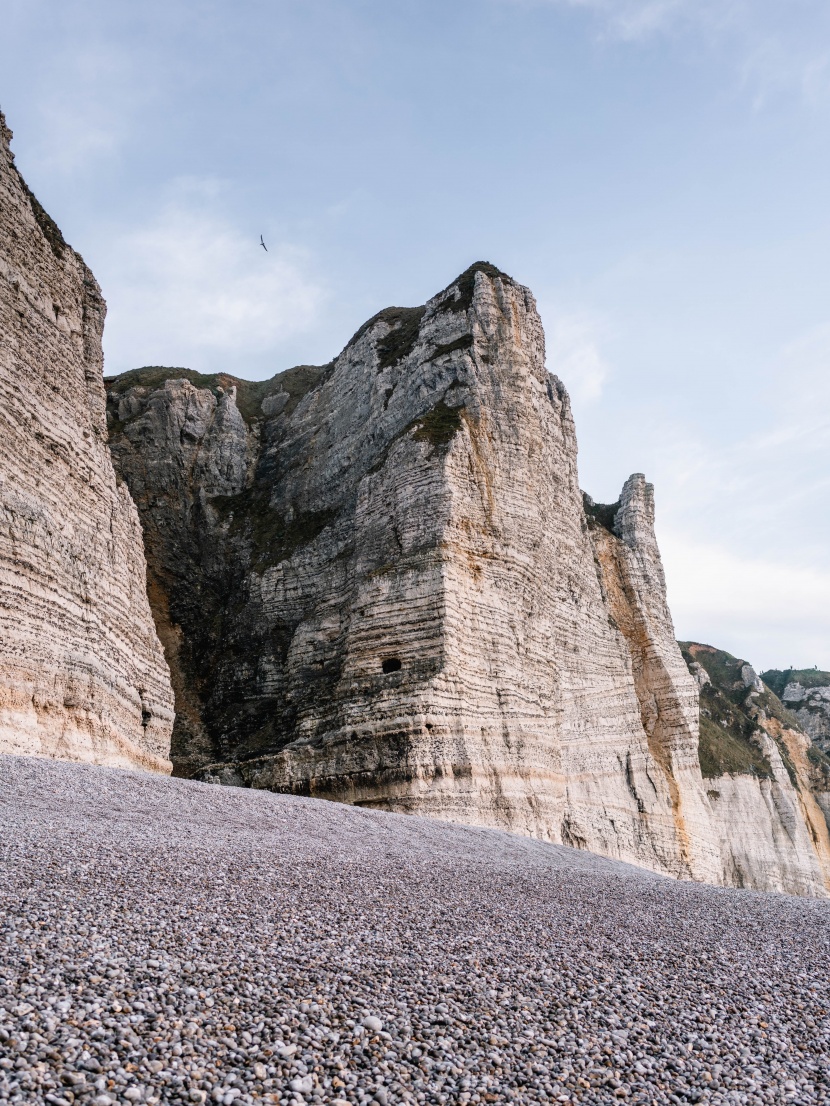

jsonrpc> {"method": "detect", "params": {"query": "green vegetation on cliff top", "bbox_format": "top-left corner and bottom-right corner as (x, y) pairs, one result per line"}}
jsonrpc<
(104, 363), (330, 426)
(760, 667), (830, 697)
(345, 261), (513, 364)
(582, 493), (620, 535)
(436, 261), (514, 314)
(680, 641), (788, 781)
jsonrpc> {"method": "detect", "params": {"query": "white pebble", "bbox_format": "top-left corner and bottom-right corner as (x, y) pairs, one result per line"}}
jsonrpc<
(289, 1074), (313, 1093)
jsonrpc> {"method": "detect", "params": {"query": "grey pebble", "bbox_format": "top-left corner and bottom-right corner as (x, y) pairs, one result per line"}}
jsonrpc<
(1, 754), (829, 1106)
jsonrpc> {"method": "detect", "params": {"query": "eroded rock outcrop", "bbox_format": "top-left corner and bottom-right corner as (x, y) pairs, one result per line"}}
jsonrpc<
(761, 668), (830, 755)
(583, 479), (720, 882)
(102, 261), (825, 893)
(680, 643), (830, 896)
(0, 112), (174, 771)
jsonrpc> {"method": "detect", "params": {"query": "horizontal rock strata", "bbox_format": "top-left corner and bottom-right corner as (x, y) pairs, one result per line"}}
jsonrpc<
(761, 667), (830, 755)
(107, 262), (830, 893)
(0, 112), (174, 771)
(681, 643), (830, 896)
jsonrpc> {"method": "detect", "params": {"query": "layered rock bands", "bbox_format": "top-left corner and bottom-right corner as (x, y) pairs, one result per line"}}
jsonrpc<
(5, 93), (825, 896)
(761, 666), (830, 755)
(106, 262), (830, 894)
(0, 113), (173, 771)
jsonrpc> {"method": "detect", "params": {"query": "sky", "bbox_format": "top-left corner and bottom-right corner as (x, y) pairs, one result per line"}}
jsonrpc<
(4, 0), (830, 671)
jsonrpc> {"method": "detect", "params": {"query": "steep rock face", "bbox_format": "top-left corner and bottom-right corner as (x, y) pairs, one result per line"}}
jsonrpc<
(108, 265), (710, 879)
(108, 263), (829, 893)
(0, 113), (174, 771)
(761, 668), (830, 755)
(584, 480), (720, 882)
(105, 371), (259, 775)
(680, 644), (830, 896)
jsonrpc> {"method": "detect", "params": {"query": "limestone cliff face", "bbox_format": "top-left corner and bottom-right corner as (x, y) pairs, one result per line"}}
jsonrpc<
(0, 112), (174, 771)
(585, 501), (830, 895)
(680, 644), (830, 897)
(107, 262), (830, 894)
(761, 668), (830, 755)
(584, 480), (720, 883)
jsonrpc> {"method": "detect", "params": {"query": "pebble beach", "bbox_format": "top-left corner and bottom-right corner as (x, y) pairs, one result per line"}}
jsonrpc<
(1, 755), (828, 1106)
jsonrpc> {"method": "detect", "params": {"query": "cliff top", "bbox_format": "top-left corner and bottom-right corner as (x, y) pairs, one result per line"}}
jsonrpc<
(105, 261), (519, 423)
(1, 108), (68, 260)
(105, 363), (330, 427)
(761, 667), (830, 695)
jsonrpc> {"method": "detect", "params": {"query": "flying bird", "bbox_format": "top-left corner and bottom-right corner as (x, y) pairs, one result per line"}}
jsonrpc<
(260, 235), (268, 252)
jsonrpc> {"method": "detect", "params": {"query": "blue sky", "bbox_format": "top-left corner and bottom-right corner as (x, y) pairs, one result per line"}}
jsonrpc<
(5, 0), (830, 669)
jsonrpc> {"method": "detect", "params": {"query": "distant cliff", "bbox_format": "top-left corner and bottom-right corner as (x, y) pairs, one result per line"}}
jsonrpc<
(761, 667), (830, 755)
(0, 111), (174, 770)
(681, 643), (830, 894)
(106, 263), (830, 894)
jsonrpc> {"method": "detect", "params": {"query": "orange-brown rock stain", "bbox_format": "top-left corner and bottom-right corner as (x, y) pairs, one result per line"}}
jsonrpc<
(766, 717), (830, 890)
(591, 527), (695, 874)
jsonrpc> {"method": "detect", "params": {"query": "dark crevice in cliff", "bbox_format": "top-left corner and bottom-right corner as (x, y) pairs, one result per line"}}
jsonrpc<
(429, 334), (474, 361)
(582, 492), (620, 535)
(376, 307), (427, 369)
(212, 484), (339, 573)
(411, 401), (464, 449)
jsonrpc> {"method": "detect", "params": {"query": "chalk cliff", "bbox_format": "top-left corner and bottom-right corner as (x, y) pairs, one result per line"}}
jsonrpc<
(761, 667), (830, 755)
(106, 262), (830, 893)
(0, 112), (174, 771)
(681, 644), (830, 896)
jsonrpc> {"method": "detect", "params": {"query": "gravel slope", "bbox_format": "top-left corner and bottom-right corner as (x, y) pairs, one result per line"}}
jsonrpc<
(1, 755), (829, 1106)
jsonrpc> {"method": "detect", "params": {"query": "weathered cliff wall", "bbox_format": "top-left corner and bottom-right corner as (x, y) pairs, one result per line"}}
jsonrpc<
(761, 668), (830, 755)
(0, 112), (174, 771)
(584, 480), (721, 883)
(106, 261), (830, 893)
(108, 268), (686, 875)
(680, 644), (830, 896)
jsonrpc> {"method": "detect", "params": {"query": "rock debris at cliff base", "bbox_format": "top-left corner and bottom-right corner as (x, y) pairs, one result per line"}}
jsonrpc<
(2, 757), (829, 1106)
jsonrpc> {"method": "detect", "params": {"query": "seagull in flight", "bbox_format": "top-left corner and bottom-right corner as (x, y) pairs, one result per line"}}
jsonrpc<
(260, 235), (268, 252)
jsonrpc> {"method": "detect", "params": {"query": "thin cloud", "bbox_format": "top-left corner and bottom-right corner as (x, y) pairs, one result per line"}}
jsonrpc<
(661, 533), (830, 671)
(512, 0), (744, 42)
(548, 312), (610, 404)
(32, 96), (124, 175)
(740, 38), (830, 111)
(629, 313), (830, 668)
(99, 182), (324, 376)
(19, 39), (150, 176)
(511, 0), (830, 109)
